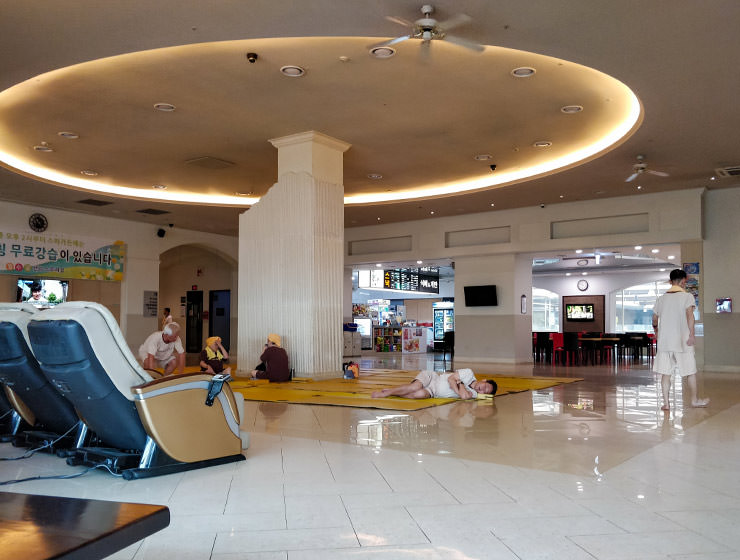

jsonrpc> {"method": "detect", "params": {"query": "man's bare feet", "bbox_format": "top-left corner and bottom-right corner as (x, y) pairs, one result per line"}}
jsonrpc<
(661, 404), (670, 411)
(691, 398), (710, 408)
(371, 388), (392, 398)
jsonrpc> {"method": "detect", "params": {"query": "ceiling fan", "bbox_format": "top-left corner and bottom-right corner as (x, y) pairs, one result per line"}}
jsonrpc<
(625, 154), (670, 182)
(371, 4), (484, 53)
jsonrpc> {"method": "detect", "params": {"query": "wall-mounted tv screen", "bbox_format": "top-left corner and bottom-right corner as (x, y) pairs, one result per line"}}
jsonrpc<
(464, 285), (498, 307)
(16, 278), (69, 307)
(565, 303), (594, 321)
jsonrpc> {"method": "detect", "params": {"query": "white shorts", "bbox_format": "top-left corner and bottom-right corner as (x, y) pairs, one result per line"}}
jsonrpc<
(653, 350), (697, 377)
(414, 370), (456, 398)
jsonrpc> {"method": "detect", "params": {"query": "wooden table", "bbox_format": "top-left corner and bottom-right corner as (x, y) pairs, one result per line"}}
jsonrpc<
(0, 492), (170, 560)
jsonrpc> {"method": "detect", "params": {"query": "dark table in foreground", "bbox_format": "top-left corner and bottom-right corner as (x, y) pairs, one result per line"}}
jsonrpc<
(0, 492), (170, 560)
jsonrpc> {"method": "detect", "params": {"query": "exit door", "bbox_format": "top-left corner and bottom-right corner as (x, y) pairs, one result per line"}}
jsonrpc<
(186, 290), (203, 353)
(209, 290), (231, 350)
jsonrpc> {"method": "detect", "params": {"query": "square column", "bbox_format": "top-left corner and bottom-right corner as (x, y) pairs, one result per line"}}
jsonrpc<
(238, 132), (350, 377)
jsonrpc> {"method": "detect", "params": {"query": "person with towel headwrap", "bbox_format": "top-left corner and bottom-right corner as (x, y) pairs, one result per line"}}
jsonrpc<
(250, 333), (290, 382)
(199, 336), (231, 375)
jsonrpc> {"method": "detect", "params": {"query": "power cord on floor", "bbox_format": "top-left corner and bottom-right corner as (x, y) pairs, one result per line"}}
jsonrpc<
(0, 463), (123, 486)
(0, 421), (82, 461)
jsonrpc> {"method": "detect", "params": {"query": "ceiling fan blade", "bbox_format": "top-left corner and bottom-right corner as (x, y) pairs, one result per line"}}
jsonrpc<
(419, 40), (431, 62)
(369, 35), (411, 49)
(385, 15), (413, 28)
(625, 172), (639, 182)
(437, 13), (472, 32)
(444, 33), (485, 52)
(647, 170), (670, 177)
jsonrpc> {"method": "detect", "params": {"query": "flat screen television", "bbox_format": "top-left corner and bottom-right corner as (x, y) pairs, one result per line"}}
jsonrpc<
(464, 285), (498, 307)
(16, 278), (69, 307)
(565, 303), (594, 321)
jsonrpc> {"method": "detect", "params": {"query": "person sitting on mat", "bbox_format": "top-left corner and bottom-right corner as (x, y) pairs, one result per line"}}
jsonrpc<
(371, 368), (497, 400)
(200, 336), (231, 375)
(138, 322), (185, 375)
(249, 333), (291, 382)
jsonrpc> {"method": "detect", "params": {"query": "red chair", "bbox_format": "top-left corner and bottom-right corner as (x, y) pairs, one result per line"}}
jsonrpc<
(553, 333), (579, 365)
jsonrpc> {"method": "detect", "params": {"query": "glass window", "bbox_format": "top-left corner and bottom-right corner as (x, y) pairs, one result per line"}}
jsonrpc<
(614, 282), (668, 333)
(532, 288), (560, 332)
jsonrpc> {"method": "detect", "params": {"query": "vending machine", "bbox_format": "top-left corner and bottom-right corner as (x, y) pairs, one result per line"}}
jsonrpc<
(432, 301), (454, 350)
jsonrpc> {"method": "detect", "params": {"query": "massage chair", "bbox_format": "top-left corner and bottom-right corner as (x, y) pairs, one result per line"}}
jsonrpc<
(0, 303), (85, 449)
(26, 301), (248, 479)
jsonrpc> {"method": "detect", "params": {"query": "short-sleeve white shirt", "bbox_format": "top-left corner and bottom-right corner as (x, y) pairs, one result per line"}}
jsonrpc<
(138, 331), (184, 362)
(415, 368), (479, 398)
(653, 291), (694, 353)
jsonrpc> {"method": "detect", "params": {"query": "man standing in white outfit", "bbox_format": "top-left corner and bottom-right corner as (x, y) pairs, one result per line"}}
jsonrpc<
(652, 268), (709, 411)
(138, 322), (185, 375)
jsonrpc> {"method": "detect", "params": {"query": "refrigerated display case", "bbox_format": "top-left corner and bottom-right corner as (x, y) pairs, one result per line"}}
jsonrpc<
(432, 301), (454, 350)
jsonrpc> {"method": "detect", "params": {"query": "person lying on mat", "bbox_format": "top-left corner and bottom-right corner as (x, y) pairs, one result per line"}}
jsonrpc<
(371, 368), (497, 400)
(200, 336), (231, 375)
(138, 322), (185, 375)
(249, 333), (291, 382)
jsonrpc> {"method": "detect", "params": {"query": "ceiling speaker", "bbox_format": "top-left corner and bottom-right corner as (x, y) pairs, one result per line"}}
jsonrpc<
(156, 228), (166, 238)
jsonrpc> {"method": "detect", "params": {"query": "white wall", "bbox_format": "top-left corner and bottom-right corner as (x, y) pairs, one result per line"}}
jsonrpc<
(0, 200), (238, 352)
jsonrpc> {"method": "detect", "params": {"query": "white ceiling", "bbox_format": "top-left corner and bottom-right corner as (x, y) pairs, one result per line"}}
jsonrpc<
(1, 1), (739, 238)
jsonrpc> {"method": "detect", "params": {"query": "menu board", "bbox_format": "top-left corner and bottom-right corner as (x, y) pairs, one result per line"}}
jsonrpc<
(382, 267), (439, 294)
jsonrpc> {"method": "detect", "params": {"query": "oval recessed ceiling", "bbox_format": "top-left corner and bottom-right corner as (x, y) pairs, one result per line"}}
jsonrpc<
(0, 37), (642, 207)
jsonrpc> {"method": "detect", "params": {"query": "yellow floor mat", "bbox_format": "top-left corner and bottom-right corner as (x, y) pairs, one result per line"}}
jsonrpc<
(229, 369), (582, 410)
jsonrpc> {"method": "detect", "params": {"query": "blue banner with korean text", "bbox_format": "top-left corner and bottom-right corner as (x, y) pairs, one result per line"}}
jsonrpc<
(0, 230), (126, 281)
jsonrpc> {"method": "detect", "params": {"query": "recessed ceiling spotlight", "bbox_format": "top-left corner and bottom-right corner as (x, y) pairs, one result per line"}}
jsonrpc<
(636, 185), (643, 190)
(338, 56), (350, 62)
(33, 142), (53, 152)
(533, 141), (552, 148)
(651, 248), (659, 253)
(566, 272), (572, 276)
(634, 245), (642, 250)
(80, 170), (99, 176)
(490, 203), (495, 207)
(659, 268), (666, 272)
(377, 217), (381, 221)
(430, 211), (435, 215)
(511, 67), (536, 77)
(58, 131), (79, 139)
(280, 65), (305, 77)
(474, 154), (492, 161)
(369, 46), (396, 58)
(559, 194), (564, 198)
(153, 103), (176, 112)
(417, 260), (423, 264)
(710, 176), (716, 181)
(375, 263), (382, 267)
(560, 105), (583, 114)
(668, 255), (675, 260)
(152, 184), (167, 190)
(582, 272), (588, 276)
(575, 249), (583, 254)
(367, 173), (383, 180)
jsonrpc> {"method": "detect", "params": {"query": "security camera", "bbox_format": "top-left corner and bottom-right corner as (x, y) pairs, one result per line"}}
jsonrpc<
(540, 203), (545, 208)
(489, 164), (497, 171)
(246, 52), (258, 63)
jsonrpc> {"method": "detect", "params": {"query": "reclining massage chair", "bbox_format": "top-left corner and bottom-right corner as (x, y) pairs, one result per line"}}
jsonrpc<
(26, 301), (248, 479)
(0, 303), (84, 449)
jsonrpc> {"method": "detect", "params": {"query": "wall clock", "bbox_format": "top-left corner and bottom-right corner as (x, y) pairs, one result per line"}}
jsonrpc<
(577, 279), (589, 291)
(29, 213), (48, 232)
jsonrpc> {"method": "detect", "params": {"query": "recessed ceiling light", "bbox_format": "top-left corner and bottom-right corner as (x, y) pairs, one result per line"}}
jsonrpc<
(474, 154), (492, 161)
(152, 184), (167, 190)
(33, 142), (53, 152)
(566, 272), (572, 276)
(234, 191), (252, 196)
(377, 217), (381, 221)
(490, 203), (495, 207)
(561, 105), (583, 114)
(153, 103), (176, 112)
(575, 249), (583, 254)
(430, 211), (435, 215)
(280, 65), (305, 77)
(80, 170), (99, 176)
(369, 46), (396, 58)
(651, 248), (659, 253)
(511, 67), (536, 77)
(559, 194), (564, 198)
(659, 268), (666, 272)
(634, 245), (642, 250)
(58, 131), (79, 139)
(710, 176), (716, 181)
(375, 263), (382, 267)
(367, 173), (383, 180)
(636, 185), (643, 190)
(417, 260), (423, 264)
(533, 141), (552, 148)
(668, 255), (675, 260)
(582, 272), (588, 276)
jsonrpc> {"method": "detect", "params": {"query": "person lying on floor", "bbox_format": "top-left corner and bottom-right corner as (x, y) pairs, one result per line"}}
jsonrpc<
(371, 368), (497, 400)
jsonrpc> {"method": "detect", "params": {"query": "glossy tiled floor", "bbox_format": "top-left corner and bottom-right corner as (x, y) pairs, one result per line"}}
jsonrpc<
(2, 353), (740, 559)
